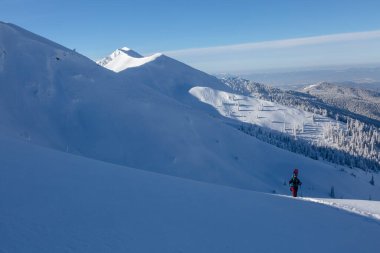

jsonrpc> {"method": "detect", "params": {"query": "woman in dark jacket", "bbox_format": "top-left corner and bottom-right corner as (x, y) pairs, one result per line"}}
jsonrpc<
(289, 169), (302, 197)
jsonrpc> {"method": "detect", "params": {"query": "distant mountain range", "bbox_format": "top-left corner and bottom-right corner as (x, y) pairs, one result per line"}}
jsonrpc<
(301, 82), (380, 123)
(236, 66), (380, 88)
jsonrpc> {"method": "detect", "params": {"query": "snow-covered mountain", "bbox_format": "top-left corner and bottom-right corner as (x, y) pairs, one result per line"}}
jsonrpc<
(0, 21), (241, 188)
(98, 47), (227, 100)
(302, 82), (380, 123)
(0, 21), (378, 200)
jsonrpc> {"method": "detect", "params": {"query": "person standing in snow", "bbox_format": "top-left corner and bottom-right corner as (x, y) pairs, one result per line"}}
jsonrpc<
(289, 169), (302, 197)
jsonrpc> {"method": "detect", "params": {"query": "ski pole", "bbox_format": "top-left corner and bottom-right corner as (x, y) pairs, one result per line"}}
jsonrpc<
(300, 185), (303, 197)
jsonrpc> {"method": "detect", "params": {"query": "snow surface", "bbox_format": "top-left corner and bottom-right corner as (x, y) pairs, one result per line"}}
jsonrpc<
(302, 197), (380, 221)
(1, 136), (380, 253)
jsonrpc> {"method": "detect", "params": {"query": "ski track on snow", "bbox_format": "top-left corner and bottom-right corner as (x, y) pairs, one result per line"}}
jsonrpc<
(300, 197), (380, 222)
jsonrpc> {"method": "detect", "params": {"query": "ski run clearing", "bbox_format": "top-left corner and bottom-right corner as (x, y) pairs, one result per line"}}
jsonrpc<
(190, 86), (345, 147)
(1, 137), (380, 253)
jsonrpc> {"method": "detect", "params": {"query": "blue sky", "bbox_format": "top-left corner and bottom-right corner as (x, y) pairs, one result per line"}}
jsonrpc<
(1, 0), (380, 73)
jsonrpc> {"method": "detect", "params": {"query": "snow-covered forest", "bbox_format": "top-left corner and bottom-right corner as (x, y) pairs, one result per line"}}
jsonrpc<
(239, 120), (380, 172)
(219, 76), (380, 171)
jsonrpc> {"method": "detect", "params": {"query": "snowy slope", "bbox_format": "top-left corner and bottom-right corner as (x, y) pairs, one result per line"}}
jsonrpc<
(190, 87), (346, 148)
(0, 21), (379, 200)
(0, 21), (118, 147)
(1, 137), (380, 253)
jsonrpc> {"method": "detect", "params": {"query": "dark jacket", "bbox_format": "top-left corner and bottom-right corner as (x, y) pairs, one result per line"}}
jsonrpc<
(289, 176), (302, 188)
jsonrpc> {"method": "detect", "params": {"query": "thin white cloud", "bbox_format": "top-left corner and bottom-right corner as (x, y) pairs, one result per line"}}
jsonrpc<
(164, 30), (380, 57)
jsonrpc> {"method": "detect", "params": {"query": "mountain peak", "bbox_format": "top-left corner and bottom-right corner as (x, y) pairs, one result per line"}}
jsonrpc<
(97, 47), (165, 72)
(96, 46), (143, 67)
